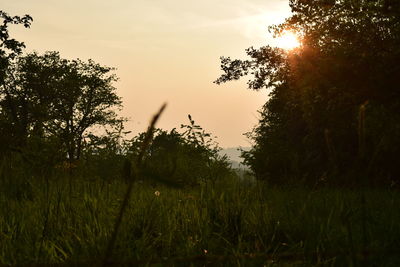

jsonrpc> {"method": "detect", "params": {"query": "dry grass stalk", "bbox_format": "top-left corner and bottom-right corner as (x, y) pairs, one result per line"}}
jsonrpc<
(103, 103), (167, 265)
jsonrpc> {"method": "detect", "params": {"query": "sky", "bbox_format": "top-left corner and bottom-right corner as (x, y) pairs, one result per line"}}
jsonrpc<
(2, 0), (292, 148)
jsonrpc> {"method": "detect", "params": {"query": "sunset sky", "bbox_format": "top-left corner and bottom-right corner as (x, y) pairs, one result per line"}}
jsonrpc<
(3, 0), (292, 148)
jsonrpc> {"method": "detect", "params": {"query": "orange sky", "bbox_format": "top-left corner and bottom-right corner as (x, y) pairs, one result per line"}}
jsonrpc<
(3, 0), (291, 147)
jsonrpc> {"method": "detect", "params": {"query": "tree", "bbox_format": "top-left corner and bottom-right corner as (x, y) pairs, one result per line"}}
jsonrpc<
(0, 10), (32, 70)
(1, 51), (123, 161)
(216, 0), (400, 186)
(0, 11), (32, 153)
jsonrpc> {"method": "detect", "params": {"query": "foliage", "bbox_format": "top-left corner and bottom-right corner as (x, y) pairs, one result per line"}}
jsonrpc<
(0, 51), (123, 162)
(0, 11), (32, 156)
(81, 121), (131, 181)
(216, 0), (400, 186)
(128, 115), (231, 186)
(0, 11), (32, 68)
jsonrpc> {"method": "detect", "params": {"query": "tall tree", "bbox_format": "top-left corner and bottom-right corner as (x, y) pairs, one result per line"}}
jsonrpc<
(216, 0), (400, 185)
(2, 51), (123, 161)
(0, 11), (32, 152)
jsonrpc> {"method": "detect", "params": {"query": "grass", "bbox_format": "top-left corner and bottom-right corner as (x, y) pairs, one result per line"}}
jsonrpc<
(0, 172), (399, 266)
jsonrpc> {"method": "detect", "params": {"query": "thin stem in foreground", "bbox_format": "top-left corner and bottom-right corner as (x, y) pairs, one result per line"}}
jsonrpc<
(103, 103), (167, 265)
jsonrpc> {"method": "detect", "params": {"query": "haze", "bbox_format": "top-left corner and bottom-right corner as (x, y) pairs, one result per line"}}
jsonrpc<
(2, 0), (291, 147)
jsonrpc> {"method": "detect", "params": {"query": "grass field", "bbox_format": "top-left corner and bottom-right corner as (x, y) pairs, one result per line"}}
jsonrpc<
(0, 173), (399, 266)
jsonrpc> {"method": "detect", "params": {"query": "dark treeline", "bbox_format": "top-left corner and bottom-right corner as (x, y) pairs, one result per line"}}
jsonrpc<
(0, 11), (232, 188)
(2, 1), (400, 189)
(216, 0), (400, 187)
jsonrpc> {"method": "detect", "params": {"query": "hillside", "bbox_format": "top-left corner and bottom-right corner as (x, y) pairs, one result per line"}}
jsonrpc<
(219, 147), (250, 168)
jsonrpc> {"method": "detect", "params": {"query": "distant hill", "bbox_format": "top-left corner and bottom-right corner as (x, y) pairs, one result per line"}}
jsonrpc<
(219, 147), (251, 169)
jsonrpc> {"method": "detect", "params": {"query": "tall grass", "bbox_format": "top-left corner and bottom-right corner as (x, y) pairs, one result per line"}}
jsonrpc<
(0, 171), (399, 266)
(103, 103), (167, 265)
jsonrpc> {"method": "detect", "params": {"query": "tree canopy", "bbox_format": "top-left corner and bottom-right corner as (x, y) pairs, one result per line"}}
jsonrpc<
(0, 12), (123, 165)
(216, 0), (400, 186)
(0, 11), (32, 64)
(0, 51), (122, 161)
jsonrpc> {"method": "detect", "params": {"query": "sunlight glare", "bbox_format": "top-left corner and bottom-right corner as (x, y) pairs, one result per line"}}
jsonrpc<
(275, 31), (300, 50)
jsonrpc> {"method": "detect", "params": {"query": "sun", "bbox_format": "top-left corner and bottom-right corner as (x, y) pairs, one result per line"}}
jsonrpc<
(274, 31), (301, 50)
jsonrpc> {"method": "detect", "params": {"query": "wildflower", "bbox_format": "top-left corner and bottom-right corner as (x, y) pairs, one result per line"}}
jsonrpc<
(203, 249), (208, 254)
(154, 191), (161, 197)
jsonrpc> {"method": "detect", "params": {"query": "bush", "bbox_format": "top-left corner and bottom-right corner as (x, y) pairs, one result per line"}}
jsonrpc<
(127, 115), (233, 186)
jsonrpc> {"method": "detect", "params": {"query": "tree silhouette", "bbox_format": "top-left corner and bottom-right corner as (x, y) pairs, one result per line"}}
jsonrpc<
(0, 11), (32, 63)
(1, 51), (122, 161)
(216, 0), (400, 186)
(0, 11), (33, 154)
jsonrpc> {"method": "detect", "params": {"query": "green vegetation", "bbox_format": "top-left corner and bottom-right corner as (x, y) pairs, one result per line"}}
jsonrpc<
(216, 0), (400, 186)
(0, 175), (399, 265)
(1, 1), (400, 265)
